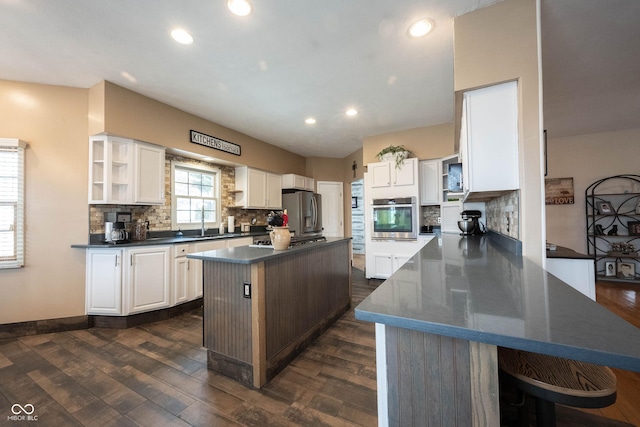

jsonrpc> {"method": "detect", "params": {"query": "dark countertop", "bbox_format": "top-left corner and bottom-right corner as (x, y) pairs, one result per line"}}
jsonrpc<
(187, 237), (352, 264)
(546, 244), (592, 259)
(355, 233), (640, 372)
(71, 231), (268, 249)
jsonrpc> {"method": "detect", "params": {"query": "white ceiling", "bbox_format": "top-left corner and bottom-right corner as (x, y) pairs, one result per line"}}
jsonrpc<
(541, 0), (640, 139)
(1, 0), (638, 158)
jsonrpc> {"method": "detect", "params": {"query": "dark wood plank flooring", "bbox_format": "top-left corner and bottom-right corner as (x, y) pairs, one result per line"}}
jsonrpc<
(2, 259), (639, 426)
(577, 280), (640, 426)
(0, 264), (381, 427)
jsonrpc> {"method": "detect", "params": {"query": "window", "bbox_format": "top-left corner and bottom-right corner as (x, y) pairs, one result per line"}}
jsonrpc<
(171, 162), (220, 230)
(0, 139), (26, 269)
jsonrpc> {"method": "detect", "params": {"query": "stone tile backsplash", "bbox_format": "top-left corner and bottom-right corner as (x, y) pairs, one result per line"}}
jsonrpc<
(89, 154), (275, 235)
(485, 190), (520, 239)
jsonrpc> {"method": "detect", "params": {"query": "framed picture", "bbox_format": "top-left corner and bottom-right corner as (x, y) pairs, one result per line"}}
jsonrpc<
(596, 201), (613, 215)
(628, 221), (640, 236)
(617, 262), (636, 280)
(605, 261), (616, 277)
(545, 177), (574, 205)
(351, 197), (358, 209)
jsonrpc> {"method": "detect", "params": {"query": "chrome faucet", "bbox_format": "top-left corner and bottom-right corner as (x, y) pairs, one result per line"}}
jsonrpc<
(201, 206), (205, 236)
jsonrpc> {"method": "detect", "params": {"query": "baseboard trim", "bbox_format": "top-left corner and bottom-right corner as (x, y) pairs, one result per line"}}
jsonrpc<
(0, 315), (90, 339)
(89, 298), (203, 329)
(0, 298), (204, 338)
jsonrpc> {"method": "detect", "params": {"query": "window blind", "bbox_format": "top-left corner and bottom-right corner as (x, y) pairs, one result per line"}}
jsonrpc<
(0, 138), (26, 268)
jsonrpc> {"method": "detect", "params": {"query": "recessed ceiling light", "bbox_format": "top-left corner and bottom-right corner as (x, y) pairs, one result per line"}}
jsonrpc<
(408, 19), (433, 38)
(171, 29), (194, 45)
(121, 71), (137, 83)
(346, 109), (358, 116)
(305, 118), (317, 125)
(227, 0), (252, 16)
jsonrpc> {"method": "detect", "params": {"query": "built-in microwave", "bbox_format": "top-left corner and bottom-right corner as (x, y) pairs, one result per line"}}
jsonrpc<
(371, 197), (417, 240)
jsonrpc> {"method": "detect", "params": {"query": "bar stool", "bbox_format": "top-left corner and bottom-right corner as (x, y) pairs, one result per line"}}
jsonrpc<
(498, 347), (617, 427)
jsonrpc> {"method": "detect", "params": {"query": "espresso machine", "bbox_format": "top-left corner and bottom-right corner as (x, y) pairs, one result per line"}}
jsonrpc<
(458, 210), (484, 236)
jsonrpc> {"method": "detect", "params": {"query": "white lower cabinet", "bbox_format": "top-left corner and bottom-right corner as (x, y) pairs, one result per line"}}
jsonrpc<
(187, 237), (253, 299)
(366, 239), (431, 279)
(173, 244), (190, 306)
(87, 245), (170, 315)
(86, 237), (257, 316)
(189, 240), (227, 300)
(546, 257), (596, 301)
(86, 249), (123, 315)
(125, 246), (171, 315)
(226, 237), (253, 248)
(371, 253), (413, 279)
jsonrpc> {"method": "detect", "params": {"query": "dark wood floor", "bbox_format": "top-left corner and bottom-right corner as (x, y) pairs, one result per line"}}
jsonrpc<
(1, 263), (639, 426)
(578, 280), (640, 426)
(0, 265), (382, 427)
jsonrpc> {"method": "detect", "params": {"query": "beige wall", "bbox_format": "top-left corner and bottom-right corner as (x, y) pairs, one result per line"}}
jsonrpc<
(546, 127), (640, 253)
(0, 80), (89, 324)
(92, 81), (307, 175)
(362, 124), (454, 165)
(305, 157), (344, 182)
(454, 0), (545, 264)
(0, 79), (321, 324)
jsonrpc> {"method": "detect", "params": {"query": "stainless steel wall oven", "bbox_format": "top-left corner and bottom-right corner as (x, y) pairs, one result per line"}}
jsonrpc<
(371, 197), (417, 240)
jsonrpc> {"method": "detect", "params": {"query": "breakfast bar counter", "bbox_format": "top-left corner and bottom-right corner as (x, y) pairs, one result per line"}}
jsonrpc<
(188, 237), (352, 388)
(355, 233), (640, 426)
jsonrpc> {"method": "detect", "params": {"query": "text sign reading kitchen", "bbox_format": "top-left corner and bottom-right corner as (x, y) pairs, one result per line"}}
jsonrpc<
(190, 130), (241, 156)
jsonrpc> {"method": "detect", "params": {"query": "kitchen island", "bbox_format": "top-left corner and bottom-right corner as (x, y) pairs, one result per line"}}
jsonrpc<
(188, 237), (351, 388)
(355, 233), (640, 426)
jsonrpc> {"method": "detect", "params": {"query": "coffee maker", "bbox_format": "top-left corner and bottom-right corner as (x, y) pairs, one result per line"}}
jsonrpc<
(105, 212), (131, 243)
(458, 210), (483, 236)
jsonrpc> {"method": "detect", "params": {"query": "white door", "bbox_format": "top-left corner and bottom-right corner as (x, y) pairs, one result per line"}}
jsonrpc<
(317, 181), (344, 237)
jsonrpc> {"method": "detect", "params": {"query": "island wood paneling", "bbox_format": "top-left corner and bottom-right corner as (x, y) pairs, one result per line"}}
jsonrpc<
(203, 261), (253, 385)
(202, 240), (351, 389)
(385, 327), (499, 426)
(264, 241), (351, 360)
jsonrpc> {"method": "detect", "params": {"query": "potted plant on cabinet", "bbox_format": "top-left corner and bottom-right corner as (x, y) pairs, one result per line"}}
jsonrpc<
(376, 145), (412, 169)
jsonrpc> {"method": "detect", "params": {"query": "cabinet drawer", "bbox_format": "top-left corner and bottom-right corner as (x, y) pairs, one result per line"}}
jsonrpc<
(174, 244), (190, 258)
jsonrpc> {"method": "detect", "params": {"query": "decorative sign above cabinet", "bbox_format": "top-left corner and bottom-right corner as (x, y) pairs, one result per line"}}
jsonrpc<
(190, 130), (241, 156)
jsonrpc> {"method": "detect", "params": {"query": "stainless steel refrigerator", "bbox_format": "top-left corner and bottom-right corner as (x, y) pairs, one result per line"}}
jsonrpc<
(282, 191), (322, 237)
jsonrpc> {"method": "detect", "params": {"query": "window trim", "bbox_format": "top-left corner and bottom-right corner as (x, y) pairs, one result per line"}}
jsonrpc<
(0, 138), (26, 269)
(170, 161), (221, 231)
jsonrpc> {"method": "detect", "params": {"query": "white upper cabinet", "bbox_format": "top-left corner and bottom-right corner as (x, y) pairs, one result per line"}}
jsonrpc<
(235, 166), (282, 209)
(282, 173), (314, 191)
(370, 158), (417, 189)
(89, 135), (132, 204)
(419, 159), (440, 205)
(88, 135), (165, 205)
(461, 81), (519, 199)
(133, 141), (165, 204)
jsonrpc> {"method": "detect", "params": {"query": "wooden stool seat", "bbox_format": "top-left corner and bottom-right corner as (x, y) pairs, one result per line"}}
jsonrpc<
(498, 347), (617, 427)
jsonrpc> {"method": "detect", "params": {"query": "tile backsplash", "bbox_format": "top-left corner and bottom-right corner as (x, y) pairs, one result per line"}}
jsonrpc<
(485, 190), (520, 239)
(89, 154), (274, 235)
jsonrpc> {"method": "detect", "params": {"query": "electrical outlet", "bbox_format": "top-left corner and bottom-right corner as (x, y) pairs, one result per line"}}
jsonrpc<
(437, 217), (442, 224)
